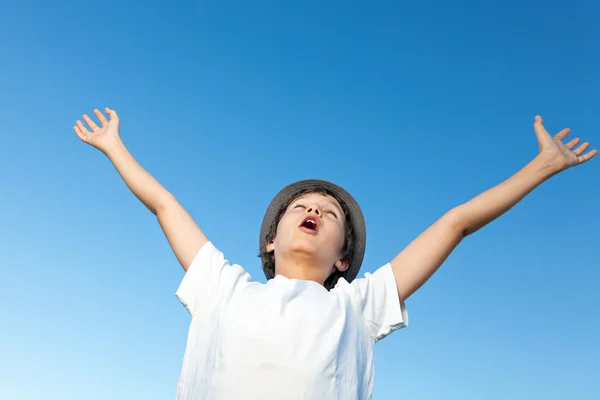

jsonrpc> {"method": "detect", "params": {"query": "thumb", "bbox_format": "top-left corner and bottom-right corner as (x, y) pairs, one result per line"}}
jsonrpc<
(533, 115), (550, 148)
(105, 107), (119, 120)
(533, 115), (548, 139)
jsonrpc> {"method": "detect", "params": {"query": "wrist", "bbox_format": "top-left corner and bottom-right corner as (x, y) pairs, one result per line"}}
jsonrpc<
(101, 137), (126, 158)
(529, 154), (561, 181)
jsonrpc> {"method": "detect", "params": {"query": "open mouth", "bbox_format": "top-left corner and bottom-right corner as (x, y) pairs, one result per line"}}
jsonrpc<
(299, 216), (319, 234)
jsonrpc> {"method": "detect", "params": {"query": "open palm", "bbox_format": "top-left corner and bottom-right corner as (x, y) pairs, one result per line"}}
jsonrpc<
(534, 116), (597, 173)
(74, 107), (120, 152)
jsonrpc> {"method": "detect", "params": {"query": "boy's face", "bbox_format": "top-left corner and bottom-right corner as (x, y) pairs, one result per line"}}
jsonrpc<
(266, 192), (349, 280)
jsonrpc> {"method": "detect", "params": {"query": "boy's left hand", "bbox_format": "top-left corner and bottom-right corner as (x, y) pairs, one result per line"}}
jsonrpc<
(534, 116), (597, 174)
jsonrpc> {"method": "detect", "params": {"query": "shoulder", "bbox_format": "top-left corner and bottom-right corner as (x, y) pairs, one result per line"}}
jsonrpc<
(176, 241), (254, 315)
(332, 263), (397, 298)
(332, 263), (408, 340)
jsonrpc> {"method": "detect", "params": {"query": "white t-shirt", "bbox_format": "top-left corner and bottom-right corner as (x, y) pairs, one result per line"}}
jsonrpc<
(175, 241), (408, 400)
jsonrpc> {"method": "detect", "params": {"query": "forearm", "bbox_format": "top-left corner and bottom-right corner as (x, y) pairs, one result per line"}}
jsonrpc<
(454, 155), (556, 236)
(104, 139), (207, 270)
(104, 139), (174, 214)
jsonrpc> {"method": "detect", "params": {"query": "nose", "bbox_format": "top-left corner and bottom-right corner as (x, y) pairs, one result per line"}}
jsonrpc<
(305, 205), (322, 217)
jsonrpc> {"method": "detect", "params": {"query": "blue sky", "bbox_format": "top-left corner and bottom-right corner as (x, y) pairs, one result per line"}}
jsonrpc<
(1, 1), (598, 399)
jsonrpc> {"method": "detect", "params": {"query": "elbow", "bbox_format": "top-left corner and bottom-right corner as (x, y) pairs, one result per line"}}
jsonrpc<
(444, 207), (469, 238)
(154, 194), (179, 216)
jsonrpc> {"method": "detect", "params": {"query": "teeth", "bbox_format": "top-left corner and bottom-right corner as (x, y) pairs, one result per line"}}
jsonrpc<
(302, 218), (317, 230)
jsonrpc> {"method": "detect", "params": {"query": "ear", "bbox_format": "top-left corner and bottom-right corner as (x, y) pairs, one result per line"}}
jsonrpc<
(334, 258), (349, 272)
(266, 239), (275, 252)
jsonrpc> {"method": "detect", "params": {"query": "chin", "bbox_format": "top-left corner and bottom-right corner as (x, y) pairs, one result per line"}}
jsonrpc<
(288, 244), (319, 257)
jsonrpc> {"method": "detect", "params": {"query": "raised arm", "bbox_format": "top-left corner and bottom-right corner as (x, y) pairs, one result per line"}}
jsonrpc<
(390, 116), (597, 301)
(74, 108), (208, 271)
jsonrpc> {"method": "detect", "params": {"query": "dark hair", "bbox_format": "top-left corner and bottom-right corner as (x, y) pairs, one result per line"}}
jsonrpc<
(259, 185), (355, 290)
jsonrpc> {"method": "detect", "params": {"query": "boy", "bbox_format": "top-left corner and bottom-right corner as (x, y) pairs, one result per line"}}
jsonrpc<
(74, 108), (596, 400)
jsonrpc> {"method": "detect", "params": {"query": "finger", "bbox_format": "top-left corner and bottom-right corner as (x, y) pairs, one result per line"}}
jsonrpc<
(565, 137), (581, 149)
(578, 149), (598, 164)
(82, 114), (99, 131)
(76, 120), (90, 134)
(94, 108), (109, 127)
(554, 128), (571, 141)
(73, 125), (87, 141)
(573, 142), (590, 156)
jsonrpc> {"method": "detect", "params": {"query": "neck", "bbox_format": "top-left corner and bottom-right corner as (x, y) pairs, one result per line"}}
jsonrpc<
(274, 252), (331, 284)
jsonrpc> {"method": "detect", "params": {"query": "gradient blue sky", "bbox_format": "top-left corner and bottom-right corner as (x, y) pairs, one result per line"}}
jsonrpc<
(1, 1), (598, 399)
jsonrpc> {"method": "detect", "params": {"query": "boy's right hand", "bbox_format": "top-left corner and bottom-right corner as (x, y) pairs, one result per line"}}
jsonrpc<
(74, 107), (121, 154)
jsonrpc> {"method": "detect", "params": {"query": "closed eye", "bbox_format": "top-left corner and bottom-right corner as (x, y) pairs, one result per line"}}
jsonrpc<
(327, 210), (338, 219)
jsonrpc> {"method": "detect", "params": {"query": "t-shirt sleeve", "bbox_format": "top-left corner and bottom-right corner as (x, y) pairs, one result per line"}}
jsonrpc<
(345, 263), (408, 342)
(175, 241), (251, 316)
